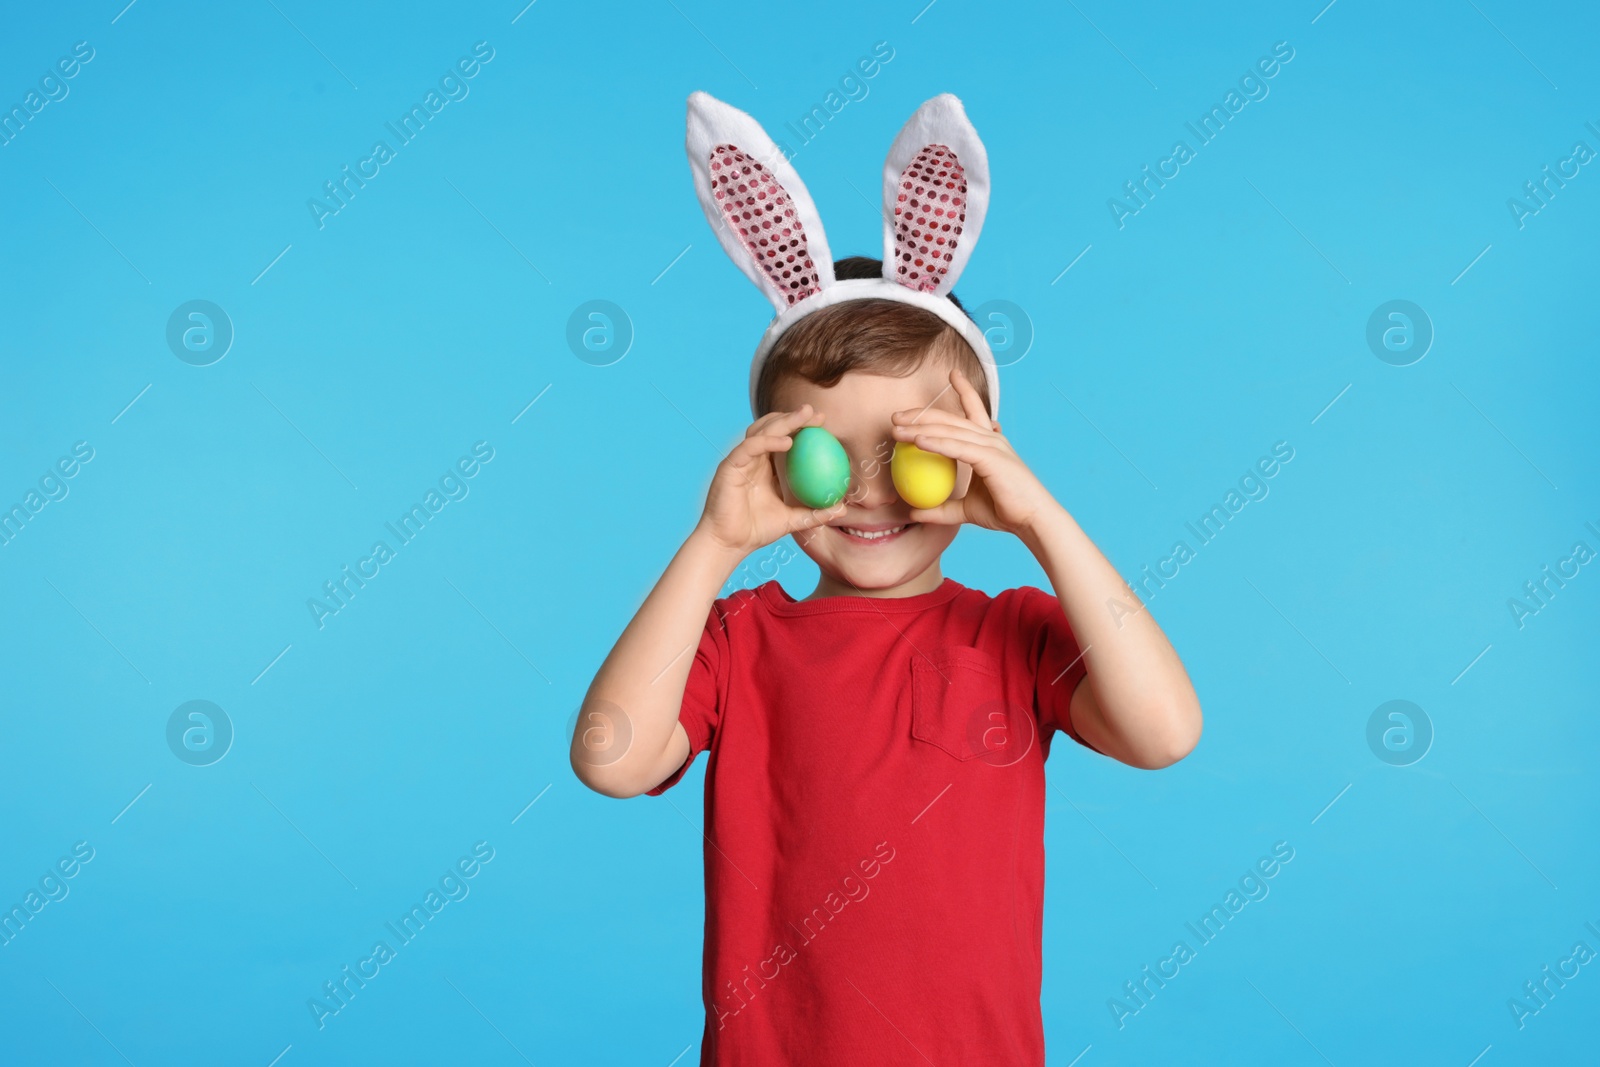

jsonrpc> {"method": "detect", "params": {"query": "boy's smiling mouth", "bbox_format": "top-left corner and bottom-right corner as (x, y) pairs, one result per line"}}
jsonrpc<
(831, 522), (917, 545)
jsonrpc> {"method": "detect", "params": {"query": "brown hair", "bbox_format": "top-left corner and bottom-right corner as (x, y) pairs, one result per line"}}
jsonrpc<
(753, 256), (989, 419)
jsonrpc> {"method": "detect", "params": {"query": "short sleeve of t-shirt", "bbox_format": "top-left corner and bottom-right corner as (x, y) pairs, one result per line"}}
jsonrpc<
(1014, 585), (1101, 755)
(644, 594), (734, 796)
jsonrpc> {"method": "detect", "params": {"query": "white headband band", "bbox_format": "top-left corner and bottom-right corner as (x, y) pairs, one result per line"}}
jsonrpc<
(684, 91), (999, 421)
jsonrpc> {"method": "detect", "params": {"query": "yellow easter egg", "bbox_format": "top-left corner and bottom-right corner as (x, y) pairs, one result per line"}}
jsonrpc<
(891, 441), (957, 509)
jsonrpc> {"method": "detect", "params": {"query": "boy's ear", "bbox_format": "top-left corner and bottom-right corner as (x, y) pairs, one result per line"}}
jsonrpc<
(880, 94), (990, 298)
(686, 92), (836, 314)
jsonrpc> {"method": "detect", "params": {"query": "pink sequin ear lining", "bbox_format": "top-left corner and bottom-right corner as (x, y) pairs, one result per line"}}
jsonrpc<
(709, 144), (821, 306)
(893, 144), (967, 293)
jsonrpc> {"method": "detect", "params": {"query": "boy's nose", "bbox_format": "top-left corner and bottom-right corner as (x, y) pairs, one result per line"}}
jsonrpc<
(844, 449), (901, 510)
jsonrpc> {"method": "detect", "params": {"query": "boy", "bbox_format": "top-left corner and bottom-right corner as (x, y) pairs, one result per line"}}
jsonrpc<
(571, 94), (1201, 1065)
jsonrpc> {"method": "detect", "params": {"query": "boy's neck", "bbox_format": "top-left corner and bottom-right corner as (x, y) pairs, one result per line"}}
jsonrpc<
(803, 560), (946, 601)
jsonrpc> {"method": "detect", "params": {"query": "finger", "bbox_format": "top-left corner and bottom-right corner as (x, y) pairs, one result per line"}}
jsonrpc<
(905, 495), (968, 526)
(730, 432), (799, 460)
(725, 435), (799, 485)
(787, 499), (849, 532)
(902, 403), (1011, 447)
(897, 433), (996, 467)
(745, 409), (812, 438)
(950, 368), (994, 430)
(895, 424), (1005, 454)
(721, 434), (796, 489)
(746, 403), (818, 439)
(890, 406), (989, 436)
(745, 408), (790, 438)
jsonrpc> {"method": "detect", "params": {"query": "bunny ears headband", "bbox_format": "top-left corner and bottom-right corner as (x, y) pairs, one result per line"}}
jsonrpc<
(685, 91), (999, 420)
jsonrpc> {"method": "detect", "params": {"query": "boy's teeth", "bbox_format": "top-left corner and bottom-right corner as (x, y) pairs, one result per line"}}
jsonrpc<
(842, 525), (906, 540)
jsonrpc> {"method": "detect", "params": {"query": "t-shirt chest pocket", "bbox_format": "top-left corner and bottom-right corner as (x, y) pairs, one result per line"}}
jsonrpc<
(909, 645), (1006, 761)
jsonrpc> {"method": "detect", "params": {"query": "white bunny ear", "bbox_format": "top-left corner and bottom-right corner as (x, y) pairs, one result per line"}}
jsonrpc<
(686, 92), (835, 313)
(881, 94), (989, 296)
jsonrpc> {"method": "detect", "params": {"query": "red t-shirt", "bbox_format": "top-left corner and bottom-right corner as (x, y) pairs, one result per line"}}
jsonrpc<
(647, 576), (1099, 1065)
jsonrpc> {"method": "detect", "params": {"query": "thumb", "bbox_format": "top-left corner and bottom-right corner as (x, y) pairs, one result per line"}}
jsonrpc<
(789, 499), (849, 532)
(907, 499), (965, 526)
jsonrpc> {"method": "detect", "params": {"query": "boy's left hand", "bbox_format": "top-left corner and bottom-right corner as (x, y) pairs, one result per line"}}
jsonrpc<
(890, 368), (1056, 537)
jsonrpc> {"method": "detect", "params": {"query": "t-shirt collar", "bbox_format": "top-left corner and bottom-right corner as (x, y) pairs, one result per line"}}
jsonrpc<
(757, 576), (964, 616)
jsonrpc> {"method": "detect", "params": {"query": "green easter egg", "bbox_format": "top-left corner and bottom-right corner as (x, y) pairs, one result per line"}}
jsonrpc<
(786, 426), (851, 508)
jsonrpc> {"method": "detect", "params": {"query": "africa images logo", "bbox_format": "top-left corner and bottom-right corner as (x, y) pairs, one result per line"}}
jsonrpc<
(712, 841), (896, 1029)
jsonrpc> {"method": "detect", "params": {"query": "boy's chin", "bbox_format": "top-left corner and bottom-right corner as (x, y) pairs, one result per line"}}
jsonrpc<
(818, 550), (935, 593)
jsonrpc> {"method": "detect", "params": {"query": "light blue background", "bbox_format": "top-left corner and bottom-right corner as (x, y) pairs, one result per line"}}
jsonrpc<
(2, 0), (1596, 1063)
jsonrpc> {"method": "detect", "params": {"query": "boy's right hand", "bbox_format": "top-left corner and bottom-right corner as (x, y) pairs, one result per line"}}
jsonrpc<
(695, 403), (849, 557)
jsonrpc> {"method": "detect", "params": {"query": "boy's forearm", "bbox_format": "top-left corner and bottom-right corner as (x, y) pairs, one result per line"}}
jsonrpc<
(1020, 503), (1201, 766)
(576, 524), (745, 794)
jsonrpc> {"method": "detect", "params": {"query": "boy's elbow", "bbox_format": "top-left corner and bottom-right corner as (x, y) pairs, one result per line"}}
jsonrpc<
(1124, 699), (1202, 770)
(569, 697), (671, 798)
(570, 753), (652, 799)
(1148, 699), (1202, 768)
(571, 730), (682, 798)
